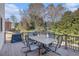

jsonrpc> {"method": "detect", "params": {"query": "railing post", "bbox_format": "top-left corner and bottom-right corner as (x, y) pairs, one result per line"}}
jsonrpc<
(65, 34), (68, 49)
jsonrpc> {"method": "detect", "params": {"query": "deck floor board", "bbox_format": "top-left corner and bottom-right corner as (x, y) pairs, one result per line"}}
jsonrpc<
(0, 42), (79, 56)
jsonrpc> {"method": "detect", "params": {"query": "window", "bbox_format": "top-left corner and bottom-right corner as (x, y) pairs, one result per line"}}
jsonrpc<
(0, 16), (2, 32)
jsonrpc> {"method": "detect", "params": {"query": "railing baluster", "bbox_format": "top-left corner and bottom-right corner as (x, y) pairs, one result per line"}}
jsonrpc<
(72, 36), (73, 50)
(65, 34), (68, 49)
(72, 36), (74, 51)
(78, 38), (79, 51)
(69, 36), (71, 49)
(73, 36), (75, 52)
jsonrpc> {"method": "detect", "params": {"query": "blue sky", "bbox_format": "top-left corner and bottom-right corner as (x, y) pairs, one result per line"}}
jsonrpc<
(15, 3), (30, 10)
(5, 3), (51, 22)
(5, 3), (79, 22)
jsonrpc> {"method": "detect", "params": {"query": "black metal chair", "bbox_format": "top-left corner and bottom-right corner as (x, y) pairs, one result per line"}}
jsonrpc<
(22, 32), (41, 56)
(49, 35), (63, 50)
(45, 34), (63, 56)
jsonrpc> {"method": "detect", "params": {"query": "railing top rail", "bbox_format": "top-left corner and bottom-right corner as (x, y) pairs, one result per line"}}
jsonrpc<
(21, 31), (79, 38)
(52, 33), (79, 37)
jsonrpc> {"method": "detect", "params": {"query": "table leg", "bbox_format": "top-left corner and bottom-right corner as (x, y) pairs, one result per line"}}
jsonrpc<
(41, 44), (50, 55)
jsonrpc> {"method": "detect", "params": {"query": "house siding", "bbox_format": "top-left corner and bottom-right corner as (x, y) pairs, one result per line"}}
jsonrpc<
(0, 3), (5, 50)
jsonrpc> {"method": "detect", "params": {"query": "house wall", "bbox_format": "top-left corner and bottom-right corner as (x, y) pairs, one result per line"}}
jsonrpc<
(0, 3), (5, 50)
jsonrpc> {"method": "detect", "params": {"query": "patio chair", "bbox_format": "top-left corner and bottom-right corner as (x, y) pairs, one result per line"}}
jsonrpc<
(21, 32), (37, 47)
(47, 34), (63, 55)
(54, 35), (63, 51)
(22, 33), (41, 56)
(25, 38), (41, 56)
(27, 32), (38, 45)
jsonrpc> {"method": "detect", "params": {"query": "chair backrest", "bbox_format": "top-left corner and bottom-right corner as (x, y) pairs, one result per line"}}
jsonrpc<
(21, 33), (25, 41)
(25, 33), (29, 41)
(56, 35), (63, 48)
(21, 32), (29, 45)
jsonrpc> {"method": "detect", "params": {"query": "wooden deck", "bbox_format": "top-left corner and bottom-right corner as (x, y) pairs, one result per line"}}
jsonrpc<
(0, 42), (79, 56)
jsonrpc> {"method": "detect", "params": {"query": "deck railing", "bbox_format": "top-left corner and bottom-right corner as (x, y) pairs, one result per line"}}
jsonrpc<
(54, 33), (79, 51)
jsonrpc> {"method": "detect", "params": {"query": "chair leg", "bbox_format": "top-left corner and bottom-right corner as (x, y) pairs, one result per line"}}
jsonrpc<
(55, 44), (58, 51)
(58, 44), (61, 48)
(25, 52), (27, 56)
(38, 48), (41, 56)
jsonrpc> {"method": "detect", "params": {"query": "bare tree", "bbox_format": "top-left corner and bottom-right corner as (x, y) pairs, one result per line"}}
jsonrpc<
(28, 3), (45, 31)
(47, 4), (65, 22)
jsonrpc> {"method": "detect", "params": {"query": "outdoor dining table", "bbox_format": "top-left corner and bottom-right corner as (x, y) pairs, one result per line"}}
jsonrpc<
(29, 34), (54, 45)
(29, 34), (55, 55)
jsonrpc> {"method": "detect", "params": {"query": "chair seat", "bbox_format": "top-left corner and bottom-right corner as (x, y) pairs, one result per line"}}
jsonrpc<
(30, 44), (39, 51)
